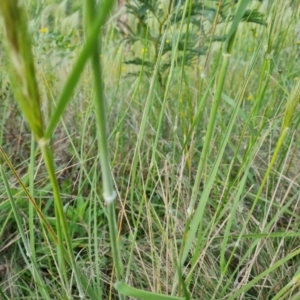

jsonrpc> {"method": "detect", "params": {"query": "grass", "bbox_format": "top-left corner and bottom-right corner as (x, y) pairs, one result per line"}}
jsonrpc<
(0, 0), (300, 299)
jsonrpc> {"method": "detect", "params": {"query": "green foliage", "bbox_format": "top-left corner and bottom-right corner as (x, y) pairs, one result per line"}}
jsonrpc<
(122, 0), (266, 84)
(1, 0), (300, 299)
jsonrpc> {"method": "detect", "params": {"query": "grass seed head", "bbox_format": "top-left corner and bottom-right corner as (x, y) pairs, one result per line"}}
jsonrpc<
(0, 0), (45, 140)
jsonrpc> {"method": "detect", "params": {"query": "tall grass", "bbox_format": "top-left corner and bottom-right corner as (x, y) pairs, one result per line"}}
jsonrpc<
(0, 0), (116, 299)
(1, 0), (300, 299)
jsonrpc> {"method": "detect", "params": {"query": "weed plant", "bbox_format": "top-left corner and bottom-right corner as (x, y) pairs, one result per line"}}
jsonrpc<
(0, 0), (300, 299)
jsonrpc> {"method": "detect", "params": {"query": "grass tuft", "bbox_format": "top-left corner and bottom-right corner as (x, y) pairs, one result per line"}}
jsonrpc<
(1, 0), (300, 299)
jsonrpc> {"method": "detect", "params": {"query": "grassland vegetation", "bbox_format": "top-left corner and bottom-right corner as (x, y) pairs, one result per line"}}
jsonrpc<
(0, 0), (300, 299)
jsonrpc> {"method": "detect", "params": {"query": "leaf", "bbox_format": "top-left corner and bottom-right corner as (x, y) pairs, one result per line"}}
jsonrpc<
(225, 0), (249, 52)
(115, 281), (197, 300)
(169, 3), (218, 24)
(242, 9), (266, 26)
(124, 58), (154, 69)
(126, 0), (162, 22)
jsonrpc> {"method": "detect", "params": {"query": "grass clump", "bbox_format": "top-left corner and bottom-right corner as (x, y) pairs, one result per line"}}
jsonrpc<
(1, 0), (300, 299)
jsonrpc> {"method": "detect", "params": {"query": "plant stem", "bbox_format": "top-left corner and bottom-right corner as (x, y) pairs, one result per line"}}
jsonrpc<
(45, 0), (115, 140)
(84, 0), (124, 295)
(39, 142), (84, 298)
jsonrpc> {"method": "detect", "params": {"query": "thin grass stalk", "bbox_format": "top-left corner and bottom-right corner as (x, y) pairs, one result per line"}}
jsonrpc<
(220, 83), (299, 296)
(252, 9), (276, 129)
(228, 79), (300, 267)
(183, 0), (250, 228)
(54, 104), (105, 296)
(216, 44), (269, 277)
(228, 246), (300, 300)
(273, 269), (300, 300)
(0, 1), (90, 297)
(138, 5), (191, 262)
(0, 286), (8, 300)
(45, 0), (116, 140)
(109, 77), (143, 139)
(127, 29), (165, 217)
(181, 74), (216, 153)
(115, 281), (197, 300)
(171, 3), (252, 294)
(40, 144), (73, 294)
(0, 147), (58, 243)
(214, 163), (252, 291)
(187, 0), (250, 215)
(2, 149), (70, 293)
(219, 184), (300, 298)
(29, 134), (36, 262)
(0, 85), (9, 147)
(128, 29), (151, 208)
(253, 57), (271, 126)
(84, 0), (124, 293)
(186, 52), (230, 215)
(120, 28), (172, 289)
(141, 1), (190, 232)
(173, 5), (251, 293)
(178, 0), (193, 142)
(151, 0), (189, 166)
(92, 176), (103, 297)
(0, 165), (51, 300)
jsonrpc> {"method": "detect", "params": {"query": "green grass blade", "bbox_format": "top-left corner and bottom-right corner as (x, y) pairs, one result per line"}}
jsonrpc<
(45, 0), (115, 140)
(179, 70), (255, 273)
(84, 2), (124, 299)
(226, 0), (249, 52)
(187, 0), (249, 215)
(187, 52), (230, 215)
(228, 247), (300, 299)
(0, 165), (51, 300)
(0, 286), (8, 300)
(115, 281), (196, 300)
(0, 146), (58, 243)
(219, 161), (251, 274)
